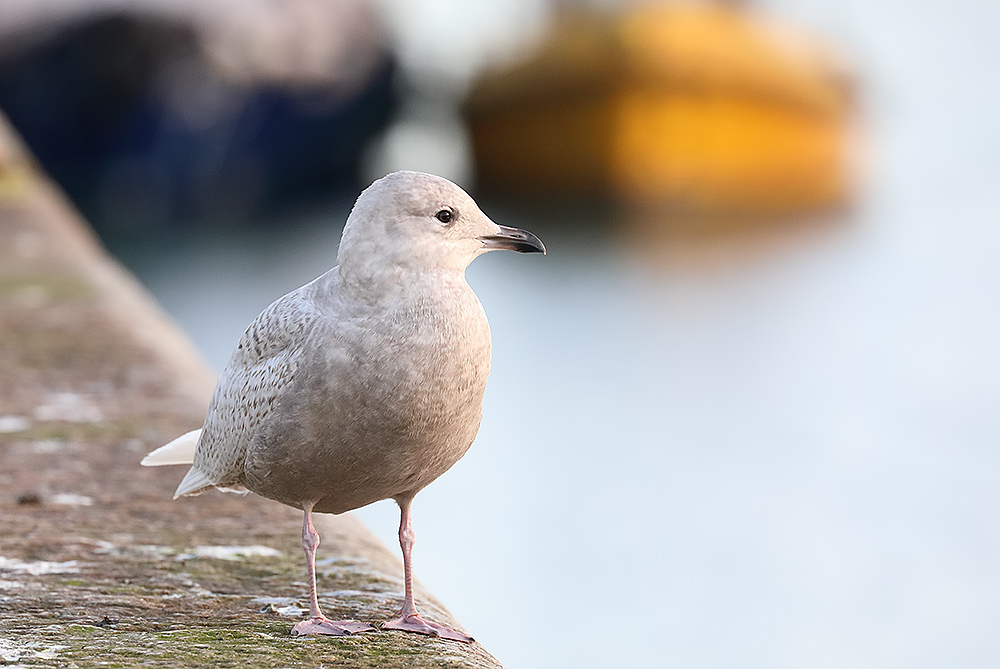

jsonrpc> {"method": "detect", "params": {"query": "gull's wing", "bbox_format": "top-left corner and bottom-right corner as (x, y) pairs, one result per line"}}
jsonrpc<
(175, 288), (321, 496)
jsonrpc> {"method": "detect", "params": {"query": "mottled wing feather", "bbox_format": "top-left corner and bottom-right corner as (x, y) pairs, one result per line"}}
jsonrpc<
(193, 289), (319, 487)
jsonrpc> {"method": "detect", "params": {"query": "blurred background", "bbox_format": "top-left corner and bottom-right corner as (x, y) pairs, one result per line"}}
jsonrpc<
(2, 0), (998, 666)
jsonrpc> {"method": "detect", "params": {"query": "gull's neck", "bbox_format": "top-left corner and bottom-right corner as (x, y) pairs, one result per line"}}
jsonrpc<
(334, 263), (472, 309)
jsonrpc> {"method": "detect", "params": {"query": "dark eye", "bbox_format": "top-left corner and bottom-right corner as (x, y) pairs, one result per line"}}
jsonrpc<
(435, 209), (453, 224)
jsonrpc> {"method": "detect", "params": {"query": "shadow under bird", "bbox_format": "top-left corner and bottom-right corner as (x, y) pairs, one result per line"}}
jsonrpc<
(142, 170), (545, 642)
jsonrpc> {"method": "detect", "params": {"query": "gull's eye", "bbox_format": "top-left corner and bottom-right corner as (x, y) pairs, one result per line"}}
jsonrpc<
(435, 209), (454, 224)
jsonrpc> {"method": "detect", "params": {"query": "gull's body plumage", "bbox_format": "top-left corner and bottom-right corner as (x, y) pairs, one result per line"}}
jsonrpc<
(143, 170), (544, 641)
(190, 268), (491, 514)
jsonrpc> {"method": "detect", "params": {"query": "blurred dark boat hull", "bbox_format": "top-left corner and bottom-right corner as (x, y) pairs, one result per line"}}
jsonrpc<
(0, 13), (397, 229)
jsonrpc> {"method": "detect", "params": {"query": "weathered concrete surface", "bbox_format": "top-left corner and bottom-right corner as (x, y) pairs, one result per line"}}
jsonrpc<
(0, 115), (502, 668)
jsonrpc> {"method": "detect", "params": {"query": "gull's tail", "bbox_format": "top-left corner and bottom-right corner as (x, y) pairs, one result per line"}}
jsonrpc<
(141, 429), (216, 498)
(141, 429), (201, 466)
(142, 427), (247, 499)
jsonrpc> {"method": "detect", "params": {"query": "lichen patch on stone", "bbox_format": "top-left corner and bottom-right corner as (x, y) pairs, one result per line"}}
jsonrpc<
(177, 545), (282, 561)
(0, 556), (82, 575)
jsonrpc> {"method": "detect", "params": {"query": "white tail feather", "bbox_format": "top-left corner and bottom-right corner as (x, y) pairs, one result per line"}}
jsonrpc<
(141, 429), (202, 466)
(174, 465), (214, 499)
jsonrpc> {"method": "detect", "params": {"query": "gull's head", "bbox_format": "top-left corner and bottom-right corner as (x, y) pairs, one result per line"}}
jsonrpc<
(338, 171), (544, 281)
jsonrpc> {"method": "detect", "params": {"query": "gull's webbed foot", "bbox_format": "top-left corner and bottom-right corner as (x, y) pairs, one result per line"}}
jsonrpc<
(382, 613), (474, 643)
(291, 617), (376, 636)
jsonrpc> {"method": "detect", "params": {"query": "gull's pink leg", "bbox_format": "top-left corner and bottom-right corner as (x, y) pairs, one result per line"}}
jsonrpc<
(290, 502), (375, 636)
(381, 496), (474, 643)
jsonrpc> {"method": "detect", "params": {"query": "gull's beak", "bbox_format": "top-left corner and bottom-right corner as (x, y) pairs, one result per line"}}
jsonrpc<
(478, 225), (546, 255)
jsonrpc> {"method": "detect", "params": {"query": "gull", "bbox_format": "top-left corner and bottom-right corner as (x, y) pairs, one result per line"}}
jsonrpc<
(143, 170), (545, 642)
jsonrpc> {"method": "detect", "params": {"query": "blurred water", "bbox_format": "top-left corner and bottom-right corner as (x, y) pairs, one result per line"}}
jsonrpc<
(106, 1), (1000, 667)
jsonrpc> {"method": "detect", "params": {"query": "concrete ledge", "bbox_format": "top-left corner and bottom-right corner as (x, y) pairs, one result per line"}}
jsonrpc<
(0, 114), (502, 668)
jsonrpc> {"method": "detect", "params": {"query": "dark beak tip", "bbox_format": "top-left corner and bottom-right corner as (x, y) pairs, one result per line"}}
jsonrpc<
(478, 225), (546, 255)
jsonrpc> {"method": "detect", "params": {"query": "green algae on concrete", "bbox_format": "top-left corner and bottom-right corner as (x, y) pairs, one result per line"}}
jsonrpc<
(6, 624), (493, 669)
